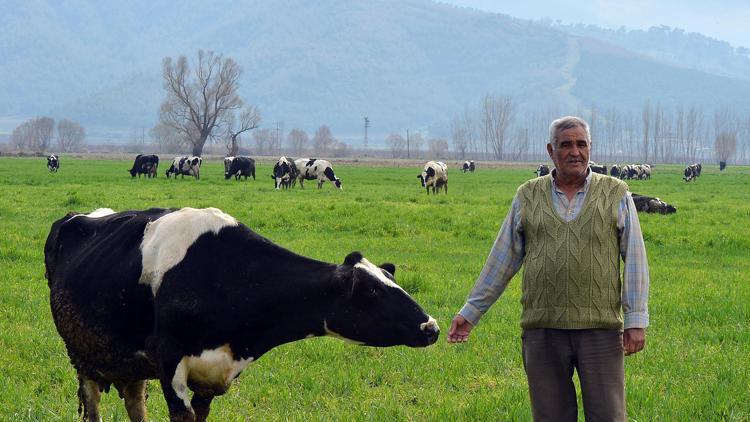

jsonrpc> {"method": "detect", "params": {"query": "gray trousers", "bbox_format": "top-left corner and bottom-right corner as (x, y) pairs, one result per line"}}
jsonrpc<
(521, 328), (625, 422)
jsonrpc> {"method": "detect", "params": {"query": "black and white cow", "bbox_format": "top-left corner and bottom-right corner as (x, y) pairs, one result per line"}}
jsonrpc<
(460, 160), (476, 173)
(417, 161), (448, 195)
(166, 156), (202, 180)
(683, 163), (702, 182)
(590, 161), (607, 175)
(47, 154), (59, 172)
(271, 156), (299, 189)
(610, 164), (620, 178)
(294, 158), (342, 189)
(45, 207), (439, 422)
(534, 164), (550, 177)
(224, 156), (256, 181)
(128, 154), (159, 178)
(631, 193), (676, 214)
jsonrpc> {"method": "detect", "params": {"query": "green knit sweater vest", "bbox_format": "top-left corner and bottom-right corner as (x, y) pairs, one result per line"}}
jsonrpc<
(518, 172), (628, 330)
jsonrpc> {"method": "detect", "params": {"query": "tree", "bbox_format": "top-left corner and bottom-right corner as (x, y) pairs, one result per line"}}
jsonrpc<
(451, 115), (470, 159)
(408, 132), (424, 159)
(11, 117), (54, 152)
(151, 123), (188, 154)
(481, 95), (514, 160)
(714, 108), (739, 168)
(331, 141), (350, 157)
(57, 119), (85, 152)
(313, 125), (335, 155)
(642, 100), (651, 163)
(252, 129), (274, 156)
(287, 129), (309, 155)
(385, 133), (406, 158)
(427, 138), (450, 159)
(225, 106), (261, 156)
(159, 50), (247, 156)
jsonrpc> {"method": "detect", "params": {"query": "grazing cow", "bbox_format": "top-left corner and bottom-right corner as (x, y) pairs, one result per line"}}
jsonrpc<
(417, 161), (448, 195)
(462, 161), (470, 173)
(128, 154), (159, 178)
(694, 163), (702, 177)
(271, 156), (299, 189)
(166, 156), (202, 180)
(47, 154), (59, 172)
(639, 164), (651, 180)
(294, 158), (342, 189)
(631, 193), (676, 214)
(45, 207), (439, 421)
(534, 164), (550, 177)
(224, 156), (256, 181)
(469, 160), (476, 172)
(610, 165), (620, 178)
(589, 161), (607, 175)
(684, 164), (698, 182)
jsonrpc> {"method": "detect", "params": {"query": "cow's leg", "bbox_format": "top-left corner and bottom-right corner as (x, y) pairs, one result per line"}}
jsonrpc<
(191, 393), (215, 422)
(444, 182), (448, 194)
(77, 375), (103, 422)
(318, 180), (324, 189)
(154, 342), (196, 422)
(115, 380), (148, 422)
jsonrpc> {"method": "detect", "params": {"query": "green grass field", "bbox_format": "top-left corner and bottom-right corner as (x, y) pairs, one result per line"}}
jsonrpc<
(1, 156), (748, 421)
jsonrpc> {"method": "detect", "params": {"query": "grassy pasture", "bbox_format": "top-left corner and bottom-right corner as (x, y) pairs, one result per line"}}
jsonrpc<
(0, 156), (748, 421)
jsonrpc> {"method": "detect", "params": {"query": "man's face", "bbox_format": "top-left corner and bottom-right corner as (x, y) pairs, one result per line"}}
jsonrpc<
(547, 126), (590, 180)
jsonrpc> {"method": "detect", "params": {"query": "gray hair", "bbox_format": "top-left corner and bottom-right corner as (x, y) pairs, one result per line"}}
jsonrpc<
(548, 116), (591, 149)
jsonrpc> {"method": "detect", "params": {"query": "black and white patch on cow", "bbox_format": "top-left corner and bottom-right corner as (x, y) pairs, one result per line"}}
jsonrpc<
(589, 161), (607, 175)
(294, 158), (342, 189)
(47, 154), (59, 172)
(610, 165), (620, 178)
(224, 156), (256, 181)
(683, 163), (701, 182)
(417, 161), (448, 194)
(45, 207), (438, 421)
(462, 161), (470, 173)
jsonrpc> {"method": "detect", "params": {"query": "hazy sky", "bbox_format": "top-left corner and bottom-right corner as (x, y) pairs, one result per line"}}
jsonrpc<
(442, 0), (750, 48)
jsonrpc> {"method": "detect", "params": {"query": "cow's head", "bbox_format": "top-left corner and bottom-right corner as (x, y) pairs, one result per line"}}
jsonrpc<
(421, 167), (436, 186)
(325, 252), (439, 348)
(650, 198), (677, 214)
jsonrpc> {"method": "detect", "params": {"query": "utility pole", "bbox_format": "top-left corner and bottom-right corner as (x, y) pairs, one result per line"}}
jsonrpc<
(363, 116), (370, 151)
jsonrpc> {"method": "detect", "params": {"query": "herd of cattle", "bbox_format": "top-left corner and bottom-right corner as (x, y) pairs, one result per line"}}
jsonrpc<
(45, 153), (703, 213)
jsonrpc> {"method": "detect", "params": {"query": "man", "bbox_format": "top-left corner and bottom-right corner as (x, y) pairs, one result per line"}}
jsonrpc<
(448, 116), (649, 421)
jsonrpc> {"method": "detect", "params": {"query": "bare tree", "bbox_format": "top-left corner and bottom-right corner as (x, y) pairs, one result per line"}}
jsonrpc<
(331, 141), (350, 157)
(451, 115), (470, 159)
(252, 129), (274, 156)
(150, 123), (188, 154)
(385, 133), (406, 158)
(684, 107), (704, 163)
(427, 138), (450, 159)
(313, 125), (335, 156)
(642, 99), (651, 163)
(57, 119), (85, 152)
(225, 106), (261, 156)
(160, 50), (246, 156)
(11, 117), (54, 152)
(481, 95), (514, 160)
(409, 132), (424, 159)
(287, 129), (309, 155)
(715, 107), (739, 168)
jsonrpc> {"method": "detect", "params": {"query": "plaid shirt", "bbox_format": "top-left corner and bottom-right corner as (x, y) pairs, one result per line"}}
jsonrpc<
(459, 170), (650, 330)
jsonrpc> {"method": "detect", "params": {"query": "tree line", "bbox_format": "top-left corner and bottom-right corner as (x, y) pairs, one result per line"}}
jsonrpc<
(11, 117), (86, 153)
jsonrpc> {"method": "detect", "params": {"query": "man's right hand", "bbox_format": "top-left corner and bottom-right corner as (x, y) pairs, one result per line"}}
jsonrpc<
(447, 314), (474, 343)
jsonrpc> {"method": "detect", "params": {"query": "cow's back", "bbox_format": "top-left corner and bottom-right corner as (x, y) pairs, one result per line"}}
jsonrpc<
(45, 208), (176, 383)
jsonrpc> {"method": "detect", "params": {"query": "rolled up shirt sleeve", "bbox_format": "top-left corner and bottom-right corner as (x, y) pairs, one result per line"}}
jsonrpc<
(619, 192), (650, 329)
(459, 196), (525, 326)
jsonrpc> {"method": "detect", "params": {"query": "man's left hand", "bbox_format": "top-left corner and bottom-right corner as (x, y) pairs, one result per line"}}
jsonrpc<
(623, 328), (646, 356)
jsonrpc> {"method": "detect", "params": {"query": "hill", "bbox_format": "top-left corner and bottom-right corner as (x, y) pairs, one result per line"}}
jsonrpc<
(2, 0), (750, 143)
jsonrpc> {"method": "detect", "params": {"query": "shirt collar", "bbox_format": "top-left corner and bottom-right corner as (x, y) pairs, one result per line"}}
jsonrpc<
(550, 167), (592, 194)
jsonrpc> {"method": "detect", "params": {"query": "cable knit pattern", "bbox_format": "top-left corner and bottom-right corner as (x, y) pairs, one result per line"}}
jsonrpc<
(518, 173), (627, 329)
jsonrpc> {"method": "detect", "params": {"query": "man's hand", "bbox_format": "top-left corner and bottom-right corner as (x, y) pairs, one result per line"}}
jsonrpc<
(623, 328), (646, 356)
(447, 314), (474, 343)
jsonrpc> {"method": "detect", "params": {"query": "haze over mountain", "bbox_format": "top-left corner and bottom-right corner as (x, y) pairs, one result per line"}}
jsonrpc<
(2, 0), (750, 145)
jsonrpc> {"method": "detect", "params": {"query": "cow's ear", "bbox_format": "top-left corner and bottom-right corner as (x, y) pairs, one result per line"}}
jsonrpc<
(343, 251), (363, 266)
(380, 263), (396, 276)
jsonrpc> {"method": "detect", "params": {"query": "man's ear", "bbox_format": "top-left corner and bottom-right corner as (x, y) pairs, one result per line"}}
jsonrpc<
(547, 143), (554, 157)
